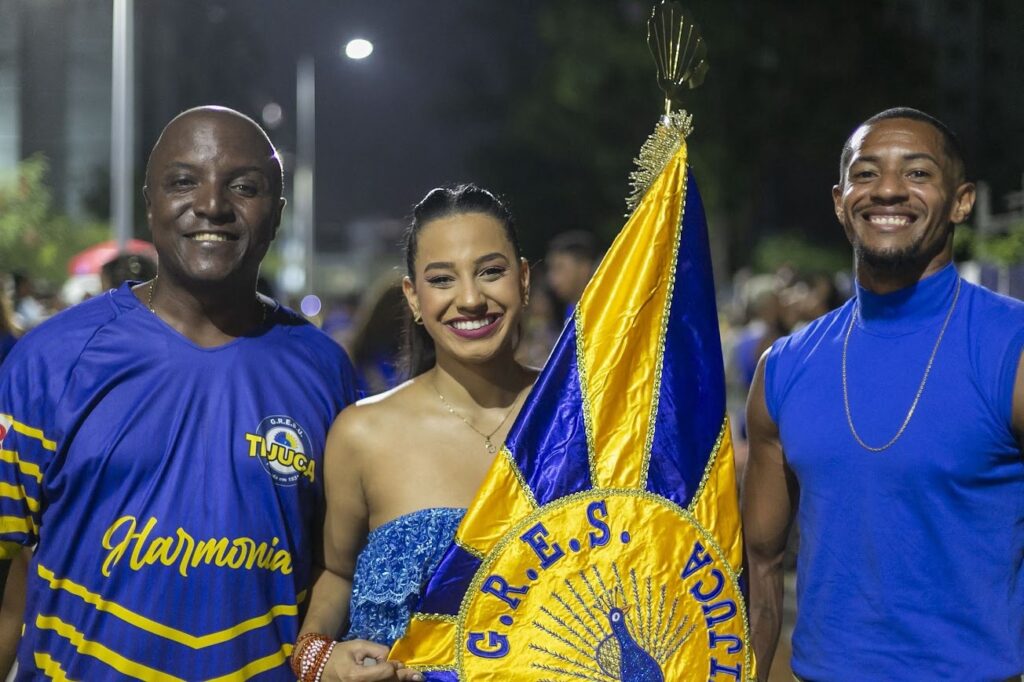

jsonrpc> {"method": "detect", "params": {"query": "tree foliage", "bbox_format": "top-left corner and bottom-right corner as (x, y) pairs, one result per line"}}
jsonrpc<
(0, 155), (110, 284)
(467, 0), (942, 275)
(957, 221), (1024, 267)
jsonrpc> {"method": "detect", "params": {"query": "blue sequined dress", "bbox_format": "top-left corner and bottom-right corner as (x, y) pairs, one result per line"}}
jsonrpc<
(345, 507), (465, 647)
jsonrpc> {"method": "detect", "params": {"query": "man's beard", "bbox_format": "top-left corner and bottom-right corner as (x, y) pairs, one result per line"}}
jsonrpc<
(852, 227), (951, 273)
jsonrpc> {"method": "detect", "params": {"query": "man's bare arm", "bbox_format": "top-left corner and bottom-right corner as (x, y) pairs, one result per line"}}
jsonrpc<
(742, 353), (798, 681)
(0, 548), (29, 676)
(1010, 351), (1024, 449)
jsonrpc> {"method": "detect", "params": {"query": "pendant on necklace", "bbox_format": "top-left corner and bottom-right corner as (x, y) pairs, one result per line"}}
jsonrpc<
(485, 438), (497, 454)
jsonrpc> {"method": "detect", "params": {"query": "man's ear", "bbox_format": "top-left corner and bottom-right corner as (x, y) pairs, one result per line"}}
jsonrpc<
(832, 184), (844, 224)
(272, 198), (287, 239)
(950, 182), (976, 225)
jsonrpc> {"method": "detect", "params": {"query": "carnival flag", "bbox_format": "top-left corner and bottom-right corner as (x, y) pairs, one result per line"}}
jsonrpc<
(390, 5), (752, 677)
(389, 107), (753, 680)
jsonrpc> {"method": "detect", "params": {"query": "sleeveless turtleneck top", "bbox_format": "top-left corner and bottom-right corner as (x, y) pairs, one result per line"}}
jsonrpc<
(766, 263), (1024, 680)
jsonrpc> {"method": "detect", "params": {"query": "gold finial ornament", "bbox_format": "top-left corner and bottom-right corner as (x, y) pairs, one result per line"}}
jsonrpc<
(626, 111), (693, 213)
(648, 1), (708, 116)
(626, 2), (708, 213)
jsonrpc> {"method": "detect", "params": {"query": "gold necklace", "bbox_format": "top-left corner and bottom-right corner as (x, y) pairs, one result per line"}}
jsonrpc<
(432, 379), (519, 454)
(842, 277), (961, 452)
(147, 276), (267, 325)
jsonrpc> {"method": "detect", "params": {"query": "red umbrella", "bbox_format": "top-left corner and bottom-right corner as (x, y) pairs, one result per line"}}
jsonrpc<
(67, 239), (158, 275)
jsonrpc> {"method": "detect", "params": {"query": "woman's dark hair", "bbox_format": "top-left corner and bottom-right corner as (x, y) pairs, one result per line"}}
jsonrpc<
(401, 183), (522, 378)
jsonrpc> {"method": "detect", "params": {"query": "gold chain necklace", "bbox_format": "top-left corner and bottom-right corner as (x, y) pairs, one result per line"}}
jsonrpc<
(147, 276), (267, 325)
(432, 379), (519, 454)
(842, 277), (961, 452)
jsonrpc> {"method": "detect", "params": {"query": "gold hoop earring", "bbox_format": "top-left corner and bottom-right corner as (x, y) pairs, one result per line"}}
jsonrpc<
(523, 291), (530, 308)
(413, 312), (424, 325)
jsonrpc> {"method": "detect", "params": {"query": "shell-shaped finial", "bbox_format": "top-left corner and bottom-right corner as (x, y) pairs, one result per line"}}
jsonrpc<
(647, 1), (708, 108)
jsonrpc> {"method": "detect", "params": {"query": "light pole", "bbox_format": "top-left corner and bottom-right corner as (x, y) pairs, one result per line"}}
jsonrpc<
(110, 0), (135, 250)
(294, 55), (316, 297)
(286, 38), (373, 304)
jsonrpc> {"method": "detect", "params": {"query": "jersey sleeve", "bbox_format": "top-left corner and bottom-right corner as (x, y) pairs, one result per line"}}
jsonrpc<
(0, 341), (60, 558)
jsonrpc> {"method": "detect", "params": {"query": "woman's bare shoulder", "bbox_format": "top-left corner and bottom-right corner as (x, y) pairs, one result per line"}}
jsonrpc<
(329, 378), (427, 449)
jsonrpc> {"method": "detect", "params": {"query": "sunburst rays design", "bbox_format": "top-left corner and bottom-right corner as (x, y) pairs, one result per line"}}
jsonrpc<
(528, 563), (696, 681)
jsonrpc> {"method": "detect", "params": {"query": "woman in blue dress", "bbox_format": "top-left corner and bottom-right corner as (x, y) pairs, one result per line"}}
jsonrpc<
(294, 185), (537, 682)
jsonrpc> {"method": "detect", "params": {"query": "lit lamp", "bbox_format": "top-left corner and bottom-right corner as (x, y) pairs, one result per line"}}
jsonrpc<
(283, 38), (374, 308)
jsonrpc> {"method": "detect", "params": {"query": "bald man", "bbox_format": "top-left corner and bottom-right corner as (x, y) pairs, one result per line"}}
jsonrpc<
(0, 107), (360, 679)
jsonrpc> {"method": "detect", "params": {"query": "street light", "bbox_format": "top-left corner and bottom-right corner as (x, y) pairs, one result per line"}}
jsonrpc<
(285, 38), (374, 302)
(344, 38), (373, 60)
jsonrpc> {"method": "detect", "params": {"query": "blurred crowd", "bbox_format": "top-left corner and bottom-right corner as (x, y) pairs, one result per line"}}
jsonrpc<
(0, 254), (159, 365)
(721, 265), (850, 472)
(0, 230), (851, 424)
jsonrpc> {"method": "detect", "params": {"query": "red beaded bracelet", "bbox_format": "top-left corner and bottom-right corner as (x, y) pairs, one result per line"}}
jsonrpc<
(291, 633), (334, 681)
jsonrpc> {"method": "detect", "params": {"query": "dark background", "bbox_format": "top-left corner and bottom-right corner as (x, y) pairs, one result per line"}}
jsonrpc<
(5, 0), (1022, 280)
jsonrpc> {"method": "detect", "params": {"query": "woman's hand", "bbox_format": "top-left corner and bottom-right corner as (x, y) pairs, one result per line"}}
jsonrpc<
(321, 639), (424, 682)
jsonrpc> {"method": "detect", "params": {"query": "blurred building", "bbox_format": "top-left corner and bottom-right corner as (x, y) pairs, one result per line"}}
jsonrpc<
(0, 0), (112, 219)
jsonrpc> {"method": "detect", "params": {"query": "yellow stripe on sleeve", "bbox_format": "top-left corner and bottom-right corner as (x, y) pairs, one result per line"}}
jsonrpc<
(37, 564), (299, 649)
(0, 414), (57, 451)
(0, 481), (40, 512)
(0, 540), (24, 560)
(0, 515), (37, 536)
(34, 652), (76, 681)
(0, 450), (43, 483)
(37, 614), (293, 681)
(205, 643), (292, 682)
(35, 615), (185, 682)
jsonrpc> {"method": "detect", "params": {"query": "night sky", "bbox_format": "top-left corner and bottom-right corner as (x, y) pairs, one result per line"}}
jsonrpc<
(139, 1), (546, 253)
(119, 0), (1024, 278)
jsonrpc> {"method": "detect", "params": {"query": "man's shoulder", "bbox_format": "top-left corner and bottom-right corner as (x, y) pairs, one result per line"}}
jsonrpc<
(271, 303), (345, 356)
(267, 302), (356, 387)
(11, 291), (123, 360)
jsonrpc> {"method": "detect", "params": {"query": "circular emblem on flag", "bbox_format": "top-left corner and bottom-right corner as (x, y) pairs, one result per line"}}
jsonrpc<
(457, 490), (750, 680)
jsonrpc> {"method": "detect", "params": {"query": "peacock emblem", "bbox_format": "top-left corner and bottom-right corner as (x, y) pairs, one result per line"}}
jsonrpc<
(594, 589), (663, 681)
(530, 564), (695, 682)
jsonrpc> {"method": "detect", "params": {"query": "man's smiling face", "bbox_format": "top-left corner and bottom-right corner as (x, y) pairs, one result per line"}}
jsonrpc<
(144, 109), (284, 288)
(833, 117), (974, 272)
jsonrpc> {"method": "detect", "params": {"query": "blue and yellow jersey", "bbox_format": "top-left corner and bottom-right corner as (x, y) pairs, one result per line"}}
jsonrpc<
(0, 283), (357, 680)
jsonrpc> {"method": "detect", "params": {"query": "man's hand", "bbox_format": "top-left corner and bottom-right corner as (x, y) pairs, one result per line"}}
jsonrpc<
(322, 639), (424, 682)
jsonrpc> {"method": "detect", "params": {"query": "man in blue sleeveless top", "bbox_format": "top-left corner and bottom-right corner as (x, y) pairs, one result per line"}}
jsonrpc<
(744, 108), (1024, 681)
(0, 107), (366, 679)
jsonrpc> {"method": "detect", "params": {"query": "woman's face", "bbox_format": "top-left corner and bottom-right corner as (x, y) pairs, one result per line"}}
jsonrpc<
(403, 211), (529, 367)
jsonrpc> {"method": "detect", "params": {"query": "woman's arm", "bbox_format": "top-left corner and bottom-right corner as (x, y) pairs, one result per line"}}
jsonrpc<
(298, 407), (422, 682)
(300, 409), (367, 639)
(0, 548), (29, 676)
